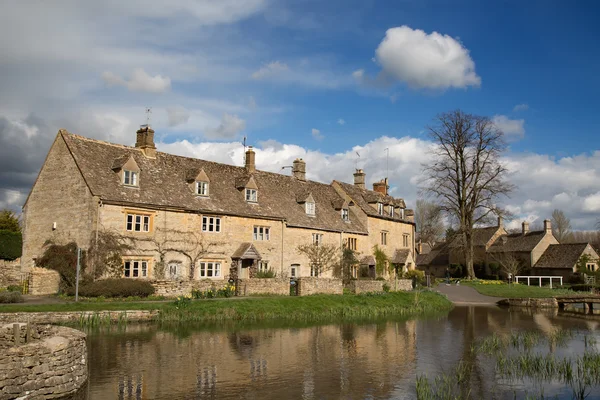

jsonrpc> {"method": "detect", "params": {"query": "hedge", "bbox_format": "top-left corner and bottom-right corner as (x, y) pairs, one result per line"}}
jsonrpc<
(0, 230), (22, 261)
(65, 279), (156, 298)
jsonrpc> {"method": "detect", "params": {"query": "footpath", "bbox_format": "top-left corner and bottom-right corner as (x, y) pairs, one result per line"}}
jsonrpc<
(435, 283), (504, 305)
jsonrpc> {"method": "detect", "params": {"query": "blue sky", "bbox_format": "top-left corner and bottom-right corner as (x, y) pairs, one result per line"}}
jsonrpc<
(0, 0), (599, 230)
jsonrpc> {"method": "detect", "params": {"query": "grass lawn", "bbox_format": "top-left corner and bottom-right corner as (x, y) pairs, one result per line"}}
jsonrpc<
(461, 281), (575, 298)
(0, 291), (453, 323)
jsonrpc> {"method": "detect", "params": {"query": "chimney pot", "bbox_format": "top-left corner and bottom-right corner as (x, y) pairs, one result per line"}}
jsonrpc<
(373, 179), (388, 195)
(522, 221), (530, 236)
(135, 125), (156, 158)
(353, 169), (366, 189)
(245, 146), (256, 173)
(292, 158), (306, 181)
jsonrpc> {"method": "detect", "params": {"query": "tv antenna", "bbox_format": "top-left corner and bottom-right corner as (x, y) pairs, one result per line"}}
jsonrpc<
(355, 151), (360, 170)
(144, 107), (152, 126)
(385, 147), (389, 180)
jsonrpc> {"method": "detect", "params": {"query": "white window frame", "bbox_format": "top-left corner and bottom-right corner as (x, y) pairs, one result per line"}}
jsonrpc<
(258, 261), (269, 272)
(253, 226), (270, 241)
(124, 170), (138, 187)
(310, 264), (319, 277)
(389, 206), (394, 218)
(377, 203), (383, 215)
(126, 213), (150, 232)
(347, 237), (357, 251)
(168, 262), (180, 279)
(400, 209), (405, 219)
(306, 202), (316, 216)
(587, 263), (596, 272)
(124, 260), (148, 278)
(290, 264), (299, 278)
(403, 234), (410, 247)
(199, 261), (222, 279)
(381, 231), (388, 246)
(341, 208), (349, 221)
(312, 233), (323, 246)
(246, 188), (257, 202)
(202, 216), (221, 233)
(196, 181), (209, 196)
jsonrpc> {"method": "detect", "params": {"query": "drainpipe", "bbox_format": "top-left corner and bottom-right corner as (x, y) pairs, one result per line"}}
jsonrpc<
(281, 220), (285, 277)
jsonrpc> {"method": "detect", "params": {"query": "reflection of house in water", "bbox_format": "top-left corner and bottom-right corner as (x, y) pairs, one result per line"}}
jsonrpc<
(87, 321), (417, 399)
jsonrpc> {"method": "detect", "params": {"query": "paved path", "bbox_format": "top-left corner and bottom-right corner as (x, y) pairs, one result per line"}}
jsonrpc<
(435, 284), (504, 305)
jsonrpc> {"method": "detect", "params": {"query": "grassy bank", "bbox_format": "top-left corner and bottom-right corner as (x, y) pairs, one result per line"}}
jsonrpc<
(0, 291), (452, 323)
(461, 280), (574, 298)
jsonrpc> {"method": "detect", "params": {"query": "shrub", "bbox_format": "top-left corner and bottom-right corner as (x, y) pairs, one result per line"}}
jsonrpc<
(0, 291), (24, 303)
(382, 283), (391, 293)
(569, 284), (600, 293)
(192, 283), (235, 299)
(403, 270), (426, 286)
(0, 230), (22, 261)
(36, 242), (85, 290)
(66, 279), (155, 298)
(255, 269), (277, 278)
(6, 284), (23, 294)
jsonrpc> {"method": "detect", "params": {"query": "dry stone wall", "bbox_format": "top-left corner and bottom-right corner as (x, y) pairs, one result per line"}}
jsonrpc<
(28, 268), (60, 295)
(236, 278), (288, 296)
(0, 311), (158, 325)
(0, 259), (22, 288)
(347, 279), (413, 294)
(0, 324), (87, 400)
(297, 277), (343, 296)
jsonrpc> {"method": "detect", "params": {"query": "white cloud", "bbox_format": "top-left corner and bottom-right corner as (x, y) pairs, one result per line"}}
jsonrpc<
(337, 118), (345, 125)
(251, 61), (289, 80)
(352, 69), (365, 80)
(248, 96), (258, 110)
(583, 192), (600, 212)
(492, 115), (525, 141)
(513, 103), (529, 112)
(312, 128), (324, 141)
(205, 113), (246, 139)
(102, 68), (171, 93)
(166, 106), (190, 127)
(373, 26), (481, 89)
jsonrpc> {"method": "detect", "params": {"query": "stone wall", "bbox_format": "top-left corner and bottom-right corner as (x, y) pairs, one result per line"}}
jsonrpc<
(0, 310), (159, 325)
(296, 277), (343, 296)
(0, 259), (22, 288)
(152, 280), (192, 297)
(0, 324), (87, 399)
(497, 298), (559, 308)
(347, 279), (412, 294)
(28, 267), (60, 295)
(236, 278), (288, 296)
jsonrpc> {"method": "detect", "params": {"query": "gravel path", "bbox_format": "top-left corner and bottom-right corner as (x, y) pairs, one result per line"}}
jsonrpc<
(435, 283), (504, 305)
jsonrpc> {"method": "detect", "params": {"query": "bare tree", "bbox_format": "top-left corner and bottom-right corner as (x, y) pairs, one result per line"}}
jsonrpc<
(88, 229), (133, 279)
(415, 199), (445, 247)
(422, 110), (513, 279)
(551, 209), (572, 243)
(491, 252), (524, 279)
(297, 243), (340, 277)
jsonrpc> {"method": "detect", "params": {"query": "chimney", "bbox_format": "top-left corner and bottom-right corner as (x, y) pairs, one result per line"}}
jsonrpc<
(522, 221), (529, 236)
(353, 169), (366, 189)
(245, 146), (256, 173)
(544, 219), (552, 234)
(373, 178), (388, 195)
(135, 125), (156, 158)
(292, 158), (306, 181)
(497, 216), (503, 228)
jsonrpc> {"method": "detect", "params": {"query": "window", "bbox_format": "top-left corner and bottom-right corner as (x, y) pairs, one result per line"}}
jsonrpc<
(347, 237), (357, 251)
(253, 226), (270, 241)
(290, 264), (299, 278)
(199, 261), (221, 278)
(126, 213), (150, 232)
(377, 203), (383, 215)
(400, 209), (405, 219)
(306, 201), (316, 216)
(124, 260), (148, 278)
(123, 170), (138, 186)
(312, 233), (323, 246)
(403, 234), (410, 247)
(196, 181), (209, 196)
(381, 231), (388, 246)
(587, 263), (596, 272)
(389, 206), (394, 218)
(202, 216), (221, 232)
(341, 208), (349, 221)
(246, 188), (257, 202)
(258, 261), (269, 272)
(168, 263), (180, 279)
(310, 264), (319, 277)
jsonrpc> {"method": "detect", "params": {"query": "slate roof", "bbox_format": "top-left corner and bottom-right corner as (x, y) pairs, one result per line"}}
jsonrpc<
(488, 231), (547, 253)
(449, 226), (502, 248)
(416, 242), (450, 266)
(60, 131), (368, 234)
(231, 243), (261, 260)
(392, 249), (411, 264)
(333, 181), (411, 223)
(360, 255), (376, 265)
(534, 243), (592, 269)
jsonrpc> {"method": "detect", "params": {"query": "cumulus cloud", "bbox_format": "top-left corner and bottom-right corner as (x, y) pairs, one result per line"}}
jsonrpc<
(311, 128), (324, 141)
(373, 26), (481, 89)
(102, 68), (171, 93)
(205, 113), (246, 139)
(337, 118), (345, 125)
(251, 61), (289, 80)
(492, 115), (525, 141)
(583, 192), (600, 212)
(352, 69), (365, 81)
(166, 106), (190, 127)
(513, 103), (529, 112)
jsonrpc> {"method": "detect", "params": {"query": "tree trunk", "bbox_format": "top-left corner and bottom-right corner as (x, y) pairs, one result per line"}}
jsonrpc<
(464, 230), (476, 279)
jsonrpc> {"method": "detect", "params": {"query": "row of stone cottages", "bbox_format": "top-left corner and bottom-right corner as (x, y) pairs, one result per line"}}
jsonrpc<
(19, 126), (417, 295)
(417, 217), (599, 279)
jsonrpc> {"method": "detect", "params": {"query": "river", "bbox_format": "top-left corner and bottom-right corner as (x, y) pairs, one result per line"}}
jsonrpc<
(82, 306), (600, 399)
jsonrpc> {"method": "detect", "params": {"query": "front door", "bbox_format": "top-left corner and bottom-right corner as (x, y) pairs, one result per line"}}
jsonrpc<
(238, 259), (253, 279)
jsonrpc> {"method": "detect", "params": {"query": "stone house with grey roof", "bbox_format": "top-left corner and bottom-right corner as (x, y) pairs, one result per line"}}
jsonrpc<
(533, 243), (599, 278)
(21, 126), (416, 286)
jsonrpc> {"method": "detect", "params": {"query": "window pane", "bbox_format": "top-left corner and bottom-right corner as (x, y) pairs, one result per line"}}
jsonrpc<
(133, 261), (139, 277)
(127, 215), (133, 231)
(200, 262), (205, 277)
(265, 228), (269, 240)
(215, 263), (221, 277)
(132, 172), (137, 186)
(215, 218), (220, 232)
(207, 262), (213, 277)
(124, 261), (131, 277)
(143, 216), (149, 232)
(141, 261), (147, 277)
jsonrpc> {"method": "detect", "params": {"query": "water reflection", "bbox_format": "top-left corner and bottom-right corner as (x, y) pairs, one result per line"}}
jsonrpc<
(85, 306), (600, 399)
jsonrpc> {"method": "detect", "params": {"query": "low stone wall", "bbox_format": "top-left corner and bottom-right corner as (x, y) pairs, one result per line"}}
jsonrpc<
(0, 324), (87, 399)
(236, 278), (288, 296)
(0, 259), (22, 288)
(347, 279), (413, 294)
(297, 278), (343, 296)
(497, 298), (559, 308)
(392, 279), (413, 292)
(0, 310), (159, 325)
(28, 267), (60, 295)
(152, 280), (192, 297)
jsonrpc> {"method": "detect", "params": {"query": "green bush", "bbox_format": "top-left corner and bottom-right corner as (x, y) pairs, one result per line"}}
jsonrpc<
(403, 270), (426, 286)
(36, 242), (85, 290)
(0, 230), (22, 261)
(569, 284), (600, 293)
(0, 291), (24, 303)
(66, 279), (155, 298)
(382, 283), (391, 292)
(255, 269), (277, 278)
(6, 285), (22, 294)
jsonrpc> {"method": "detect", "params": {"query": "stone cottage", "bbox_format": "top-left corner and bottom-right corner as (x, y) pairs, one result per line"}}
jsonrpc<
(21, 127), (415, 286)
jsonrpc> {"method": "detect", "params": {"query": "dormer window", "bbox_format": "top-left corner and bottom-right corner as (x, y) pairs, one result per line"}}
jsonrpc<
(306, 201), (315, 216)
(196, 181), (209, 196)
(389, 206), (394, 218)
(377, 202), (383, 215)
(246, 188), (257, 202)
(342, 208), (349, 222)
(124, 170), (138, 186)
(400, 209), (405, 219)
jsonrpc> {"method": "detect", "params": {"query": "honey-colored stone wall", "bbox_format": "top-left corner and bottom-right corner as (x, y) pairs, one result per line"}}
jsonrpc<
(236, 278), (288, 296)
(28, 267), (60, 295)
(0, 259), (22, 288)
(297, 277), (343, 296)
(347, 279), (412, 294)
(530, 232), (559, 268)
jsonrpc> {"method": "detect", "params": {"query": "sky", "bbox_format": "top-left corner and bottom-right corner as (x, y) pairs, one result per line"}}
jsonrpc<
(1, 0), (599, 230)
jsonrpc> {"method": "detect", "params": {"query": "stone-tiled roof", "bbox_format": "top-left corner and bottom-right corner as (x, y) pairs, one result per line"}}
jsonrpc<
(61, 131), (368, 234)
(534, 243), (593, 269)
(231, 243), (261, 260)
(392, 249), (411, 264)
(333, 181), (411, 223)
(360, 255), (376, 265)
(488, 231), (547, 253)
(416, 242), (450, 266)
(449, 226), (502, 248)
